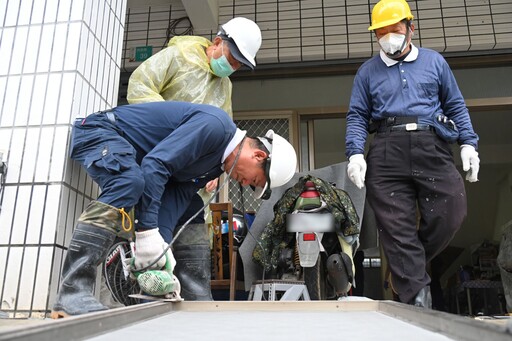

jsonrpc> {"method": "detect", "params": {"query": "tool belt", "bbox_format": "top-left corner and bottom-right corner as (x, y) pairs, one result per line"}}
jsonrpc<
(369, 116), (434, 134)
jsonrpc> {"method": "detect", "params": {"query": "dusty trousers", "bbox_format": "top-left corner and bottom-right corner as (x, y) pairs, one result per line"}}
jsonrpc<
(365, 130), (467, 303)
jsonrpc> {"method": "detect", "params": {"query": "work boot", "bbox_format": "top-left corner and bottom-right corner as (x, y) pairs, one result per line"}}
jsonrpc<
(172, 224), (213, 301)
(412, 286), (432, 309)
(51, 201), (121, 318)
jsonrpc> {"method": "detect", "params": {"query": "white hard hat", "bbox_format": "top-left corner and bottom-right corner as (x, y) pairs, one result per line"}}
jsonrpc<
(252, 130), (297, 200)
(219, 17), (262, 69)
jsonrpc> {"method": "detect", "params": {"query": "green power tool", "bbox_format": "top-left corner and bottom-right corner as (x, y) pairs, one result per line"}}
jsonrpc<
(132, 252), (182, 297)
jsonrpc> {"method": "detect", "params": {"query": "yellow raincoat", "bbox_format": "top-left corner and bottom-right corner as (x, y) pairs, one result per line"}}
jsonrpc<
(127, 36), (233, 117)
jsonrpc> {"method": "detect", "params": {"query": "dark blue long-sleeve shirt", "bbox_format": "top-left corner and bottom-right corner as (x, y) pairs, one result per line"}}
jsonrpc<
(112, 101), (236, 228)
(345, 45), (479, 158)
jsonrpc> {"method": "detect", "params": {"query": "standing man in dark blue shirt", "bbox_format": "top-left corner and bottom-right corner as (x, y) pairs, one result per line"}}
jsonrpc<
(51, 101), (297, 318)
(345, 0), (480, 308)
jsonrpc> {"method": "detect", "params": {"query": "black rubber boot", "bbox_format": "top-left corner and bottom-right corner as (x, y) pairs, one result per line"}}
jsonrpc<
(412, 286), (432, 309)
(51, 201), (120, 318)
(172, 224), (213, 301)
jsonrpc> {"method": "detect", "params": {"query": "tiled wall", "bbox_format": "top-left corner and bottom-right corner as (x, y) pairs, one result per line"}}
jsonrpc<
(0, 0), (126, 317)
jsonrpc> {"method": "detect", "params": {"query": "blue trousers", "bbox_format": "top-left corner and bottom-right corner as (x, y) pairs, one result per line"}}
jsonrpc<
(366, 130), (467, 303)
(70, 113), (198, 242)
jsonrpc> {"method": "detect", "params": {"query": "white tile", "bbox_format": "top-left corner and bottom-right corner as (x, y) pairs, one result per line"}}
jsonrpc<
(64, 22), (81, 71)
(0, 247), (7, 294)
(1, 247), (23, 309)
(41, 185), (61, 244)
(84, 32), (95, 83)
(41, 73), (61, 124)
(43, 0), (58, 23)
(97, 50), (106, 94)
(72, 75), (84, 115)
(57, 72), (76, 124)
(4, 0), (20, 27)
(30, 0), (45, 24)
(36, 24), (55, 73)
(0, 186), (16, 244)
(90, 0), (99, 34)
(32, 246), (53, 310)
(57, 0), (72, 21)
(34, 127), (54, 182)
(70, 0), (85, 21)
(16, 247), (39, 310)
(48, 126), (68, 181)
(13, 76), (34, 126)
(79, 79), (89, 115)
(90, 39), (100, 91)
(5, 129), (25, 182)
(19, 127), (40, 183)
(0, 75), (20, 127)
(0, 126), (11, 158)
(28, 74), (47, 125)
(25, 185), (46, 244)
(0, 27), (15, 76)
(18, 0), (33, 26)
(0, 1), (7, 27)
(23, 25), (42, 74)
(106, 9), (114, 51)
(11, 186), (31, 244)
(83, 0), (93, 27)
(0, 77), (6, 117)
(50, 23), (68, 72)
(49, 246), (63, 306)
(98, 1), (107, 47)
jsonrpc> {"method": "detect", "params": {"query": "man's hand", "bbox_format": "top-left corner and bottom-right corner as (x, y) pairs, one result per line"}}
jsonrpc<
(460, 145), (480, 182)
(205, 178), (219, 193)
(347, 154), (367, 189)
(133, 229), (168, 270)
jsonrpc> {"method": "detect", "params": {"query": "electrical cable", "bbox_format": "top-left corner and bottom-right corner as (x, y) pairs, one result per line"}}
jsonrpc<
(161, 16), (193, 49)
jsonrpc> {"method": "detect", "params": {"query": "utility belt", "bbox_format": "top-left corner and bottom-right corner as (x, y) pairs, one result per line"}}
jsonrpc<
(369, 116), (433, 134)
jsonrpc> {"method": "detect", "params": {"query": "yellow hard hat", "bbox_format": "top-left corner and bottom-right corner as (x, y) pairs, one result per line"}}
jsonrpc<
(368, 0), (414, 31)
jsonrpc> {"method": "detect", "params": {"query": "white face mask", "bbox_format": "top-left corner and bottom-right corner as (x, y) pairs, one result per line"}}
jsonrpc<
(378, 33), (407, 57)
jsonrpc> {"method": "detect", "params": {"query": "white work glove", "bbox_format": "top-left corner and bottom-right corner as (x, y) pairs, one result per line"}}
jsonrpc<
(460, 145), (480, 182)
(133, 228), (168, 270)
(347, 154), (367, 189)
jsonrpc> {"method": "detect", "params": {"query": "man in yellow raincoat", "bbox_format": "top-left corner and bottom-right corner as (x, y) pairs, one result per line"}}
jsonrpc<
(126, 17), (262, 301)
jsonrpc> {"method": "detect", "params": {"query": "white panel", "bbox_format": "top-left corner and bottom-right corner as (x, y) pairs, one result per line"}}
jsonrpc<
(11, 186), (31, 244)
(34, 127), (54, 182)
(14, 75), (34, 126)
(42, 73), (61, 124)
(79, 78), (89, 115)
(32, 247), (53, 309)
(98, 0), (107, 47)
(50, 23), (68, 72)
(0, 1), (7, 26)
(70, 0), (85, 21)
(57, 0), (72, 21)
(0, 76), (20, 127)
(90, 0), (100, 33)
(4, 0), (20, 27)
(18, 0), (33, 26)
(83, 0), (94, 27)
(84, 32), (95, 83)
(0, 187), (16, 244)
(106, 9), (114, 51)
(0, 77), (6, 117)
(28, 74), (48, 125)
(30, 0), (45, 24)
(15, 247), (38, 310)
(0, 247), (6, 295)
(77, 24), (89, 76)
(24, 25), (42, 74)
(72, 75), (84, 115)
(0, 125), (11, 158)
(43, 0), (58, 23)
(25, 185), (46, 244)
(19, 127), (39, 183)
(36, 24), (55, 73)
(97, 49), (106, 95)
(49, 126), (68, 181)
(2, 247), (22, 310)
(41, 185), (61, 244)
(57, 72), (76, 124)
(0, 27), (15, 76)
(64, 22), (81, 71)
(90, 39), (100, 92)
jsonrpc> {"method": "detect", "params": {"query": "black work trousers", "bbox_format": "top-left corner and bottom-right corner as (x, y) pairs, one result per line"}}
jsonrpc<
(366, 130), (467, 303)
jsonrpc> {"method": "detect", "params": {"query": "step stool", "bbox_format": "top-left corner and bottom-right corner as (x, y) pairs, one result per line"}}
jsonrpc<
(248, 279), (311, 301)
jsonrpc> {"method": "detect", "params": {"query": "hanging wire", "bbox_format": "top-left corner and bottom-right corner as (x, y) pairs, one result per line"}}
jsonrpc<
(161, 17), (194, 49)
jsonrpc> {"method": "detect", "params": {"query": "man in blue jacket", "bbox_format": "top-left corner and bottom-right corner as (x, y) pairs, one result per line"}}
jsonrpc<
(345, 0), (480, 308)
(51, 101), (297, 317)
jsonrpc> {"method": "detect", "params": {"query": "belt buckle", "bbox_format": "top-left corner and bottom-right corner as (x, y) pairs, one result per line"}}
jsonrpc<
(405, 123), (417, 131)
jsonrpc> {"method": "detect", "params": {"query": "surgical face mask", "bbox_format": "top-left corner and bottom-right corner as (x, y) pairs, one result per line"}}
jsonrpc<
(378, 33), (407, 58)
(210, 42), (235, 78)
